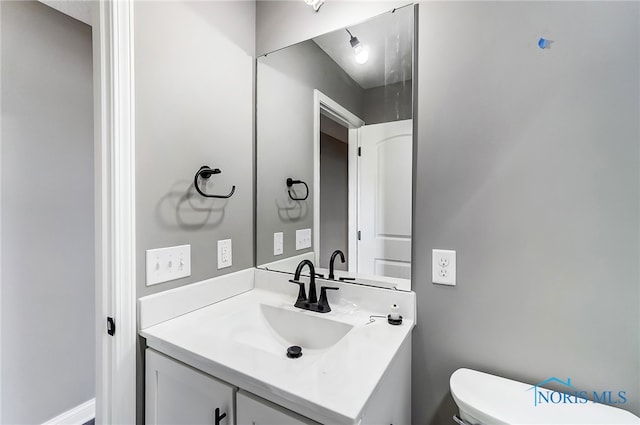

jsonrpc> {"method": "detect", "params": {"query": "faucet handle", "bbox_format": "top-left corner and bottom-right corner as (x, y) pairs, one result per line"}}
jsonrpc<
(317, 286), (339, 313)
(288, 279), (307, 302)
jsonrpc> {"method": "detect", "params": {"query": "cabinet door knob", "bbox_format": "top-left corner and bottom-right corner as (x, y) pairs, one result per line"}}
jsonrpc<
(214, 407), (227, 425)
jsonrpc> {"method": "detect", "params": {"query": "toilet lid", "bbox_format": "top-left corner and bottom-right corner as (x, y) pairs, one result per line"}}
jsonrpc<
(450, 368), (640, 424)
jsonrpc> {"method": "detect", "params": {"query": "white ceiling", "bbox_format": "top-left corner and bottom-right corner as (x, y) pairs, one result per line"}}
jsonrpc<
(312, 6), (413, 90)
(39, 0), (93, 26)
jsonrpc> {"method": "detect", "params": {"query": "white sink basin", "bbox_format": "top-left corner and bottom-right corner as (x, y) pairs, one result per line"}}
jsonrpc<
(260, 304), (353, 350)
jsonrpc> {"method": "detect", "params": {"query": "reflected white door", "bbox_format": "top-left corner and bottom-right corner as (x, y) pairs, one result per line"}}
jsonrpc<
(358, 119), (412, 279)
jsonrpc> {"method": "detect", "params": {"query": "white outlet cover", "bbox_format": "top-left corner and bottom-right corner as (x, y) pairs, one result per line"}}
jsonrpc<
(274, 232), (284, 256)
(218, 239), (232, 269)
(433, 249), (456, 285)
(146, 244), (191, 286)
(296, 228), (312, 250)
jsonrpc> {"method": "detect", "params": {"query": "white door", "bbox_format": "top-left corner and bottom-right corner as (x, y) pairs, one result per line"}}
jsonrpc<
(145, 349), (235, 425)
(358, 119), (412, 279)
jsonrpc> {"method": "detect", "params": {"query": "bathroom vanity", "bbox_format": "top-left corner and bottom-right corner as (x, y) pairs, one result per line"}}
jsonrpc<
(139, 269), (415, 425)
(145, 349), (319, 425)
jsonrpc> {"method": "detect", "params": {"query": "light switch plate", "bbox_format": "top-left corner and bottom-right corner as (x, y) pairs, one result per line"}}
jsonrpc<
(274, 232), (283, 256)
(432, 249), (456, 285)
(146, 244), (191, 286)
(218, 239), (232, 269)
(296, 228), (312, 250)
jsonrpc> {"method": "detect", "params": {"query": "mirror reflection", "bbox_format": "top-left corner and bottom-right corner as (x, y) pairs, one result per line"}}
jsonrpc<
(256, 6), (414, 290)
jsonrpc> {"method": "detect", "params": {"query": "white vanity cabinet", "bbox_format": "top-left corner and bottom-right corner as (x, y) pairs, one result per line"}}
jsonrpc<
(145, 349), (235, 425)
(145, 348), (319, 425)
(139, 269), (416, 425)
(236, 391), (320, 425)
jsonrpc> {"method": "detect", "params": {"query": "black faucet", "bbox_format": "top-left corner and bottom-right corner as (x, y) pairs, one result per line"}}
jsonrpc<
(329, 249), (345, 280)
(289, 259), (339, 313)
(292, 259), (317, 303)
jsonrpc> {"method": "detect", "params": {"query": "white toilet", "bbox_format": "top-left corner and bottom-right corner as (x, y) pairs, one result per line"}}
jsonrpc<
(450, 368), (640, 424)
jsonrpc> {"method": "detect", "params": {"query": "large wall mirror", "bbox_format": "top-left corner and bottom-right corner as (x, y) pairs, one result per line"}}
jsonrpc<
(256, 5), (415, 290)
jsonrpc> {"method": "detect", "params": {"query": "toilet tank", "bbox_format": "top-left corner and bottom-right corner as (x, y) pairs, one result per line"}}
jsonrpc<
(450, 368), (640, 424)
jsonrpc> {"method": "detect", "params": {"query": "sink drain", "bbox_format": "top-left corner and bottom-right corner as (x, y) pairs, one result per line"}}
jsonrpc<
(286, 345), (302, 359)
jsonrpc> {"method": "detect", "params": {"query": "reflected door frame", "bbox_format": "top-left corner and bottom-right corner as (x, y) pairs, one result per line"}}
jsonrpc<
(313, 90), (364, 272)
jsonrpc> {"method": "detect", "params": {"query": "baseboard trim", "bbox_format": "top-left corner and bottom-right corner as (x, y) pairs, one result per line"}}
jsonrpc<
(42, 398), (95, 425)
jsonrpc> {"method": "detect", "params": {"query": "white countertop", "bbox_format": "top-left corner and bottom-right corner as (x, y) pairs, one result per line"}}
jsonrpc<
(139, 269), (415, 424)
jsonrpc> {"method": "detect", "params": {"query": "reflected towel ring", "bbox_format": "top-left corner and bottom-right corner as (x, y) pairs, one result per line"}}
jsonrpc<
(194, 165), (236, 199)
(286, 177), (309, 201)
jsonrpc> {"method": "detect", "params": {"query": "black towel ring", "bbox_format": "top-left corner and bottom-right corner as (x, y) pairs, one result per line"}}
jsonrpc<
(194, 165), (236, 199)
(286, 177), (309, 201)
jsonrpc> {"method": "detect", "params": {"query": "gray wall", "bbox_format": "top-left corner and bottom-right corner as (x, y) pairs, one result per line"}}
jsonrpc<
(135, 0), (255, 298)
(319, 132), (348, 270)
(134, 2), (255, 422)
(1, 1), (95, 423)
(256, 40), (363, 266)
(414, 1), (640, 422)
(363, 80), (412, 125)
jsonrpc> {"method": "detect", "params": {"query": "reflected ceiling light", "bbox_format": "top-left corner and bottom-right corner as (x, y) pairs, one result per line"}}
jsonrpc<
(346, 28), (369, 64)
(304, 0), (324, 12)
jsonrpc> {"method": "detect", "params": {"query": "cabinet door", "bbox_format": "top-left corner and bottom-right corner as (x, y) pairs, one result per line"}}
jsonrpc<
(146, 349), (235, 425)
(236, 391), (319, 425)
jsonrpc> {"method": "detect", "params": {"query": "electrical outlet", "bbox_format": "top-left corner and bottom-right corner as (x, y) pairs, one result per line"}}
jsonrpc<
(218, 239), (232, 269)
(146, 244), (191, 286)
(433, 249), (456, 285)
(274, 232), (283, 256)
(296, 228), (311, 250)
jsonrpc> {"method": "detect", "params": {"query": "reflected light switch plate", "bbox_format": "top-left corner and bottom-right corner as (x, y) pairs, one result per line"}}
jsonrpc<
(296, 228), (311, 250)
(274, 232), (283, 256)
